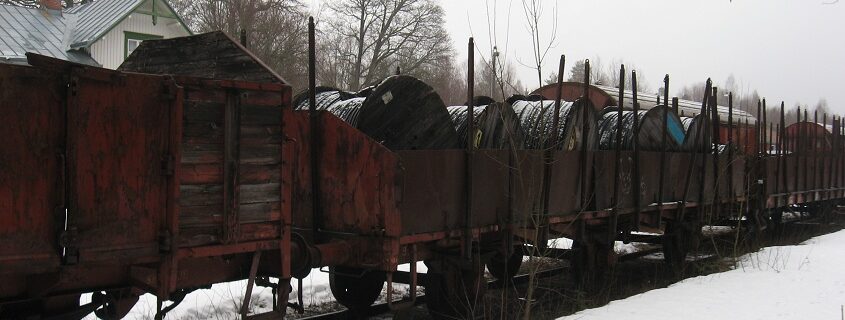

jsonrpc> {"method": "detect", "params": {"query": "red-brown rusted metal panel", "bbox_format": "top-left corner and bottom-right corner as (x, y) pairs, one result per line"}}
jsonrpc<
(639, 152), (662, 206)
(397, 149), (517, 231)
(548, 151), (590, 216)
(287, 110), (402, 238)
(473, 150), (518, 227)
(396, 150), (490, 235)
(66, 66), (173, 264)
(0, 64), (65, 278)
(510, 150), (545, 227)
(669, 153), (697, 202)
(593, 151), (635, 210)
(398, 149), (592, 235)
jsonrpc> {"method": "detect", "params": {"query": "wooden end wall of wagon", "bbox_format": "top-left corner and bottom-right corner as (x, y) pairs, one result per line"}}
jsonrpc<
(0, 54), (295, 303)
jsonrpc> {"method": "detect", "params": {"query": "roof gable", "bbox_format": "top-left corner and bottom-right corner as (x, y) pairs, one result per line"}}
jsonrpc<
(119, 31), (287, 84)
(67, 0), (191, 49)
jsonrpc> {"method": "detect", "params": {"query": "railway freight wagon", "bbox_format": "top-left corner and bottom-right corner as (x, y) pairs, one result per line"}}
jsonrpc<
(3, 32), (845, 320)
(0, 53), (309, 319)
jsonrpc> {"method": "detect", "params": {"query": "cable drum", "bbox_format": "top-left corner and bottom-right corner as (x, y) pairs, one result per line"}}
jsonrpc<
(293, 88), (364, 126)
(323, 97), (365, 126)
(597, 104), (685, 151)
(447, 101), (524, 149)
(681, 116), (696, 132)
(292, 76), (459, 150)
(679, 115), (735, 154)
(357, 75), (459, 150)
(293, 86), (355, 110)
(680, 115), (707, 152)
(510, 98), (598, 150)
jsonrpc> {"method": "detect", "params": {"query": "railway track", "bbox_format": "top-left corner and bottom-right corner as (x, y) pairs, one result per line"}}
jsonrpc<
(295, 266), (566, 320)
(297, 212), (845, 320)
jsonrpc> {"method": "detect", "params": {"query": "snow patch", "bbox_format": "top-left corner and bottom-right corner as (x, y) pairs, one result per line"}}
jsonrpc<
(558, 229), (845, 320)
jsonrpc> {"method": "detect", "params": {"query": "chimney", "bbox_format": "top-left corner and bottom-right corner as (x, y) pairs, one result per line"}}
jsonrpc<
(40, 0), (63, 11)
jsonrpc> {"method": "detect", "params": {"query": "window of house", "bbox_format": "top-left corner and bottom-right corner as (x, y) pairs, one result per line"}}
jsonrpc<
(124, 31), (163, 58)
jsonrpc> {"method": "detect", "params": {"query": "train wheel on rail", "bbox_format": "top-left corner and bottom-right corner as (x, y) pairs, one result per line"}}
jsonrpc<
(94, 289), (139, 320)
(663, 220), (699, 275)
(766, 208), (784, 239)
(817, 201), (837, 223)
(486, 245), (523, 283)
(744, 207), (769, 248)
(329, 266), (386, 313)
(571, 237), (615, 293)
(424, 258), (486, 319)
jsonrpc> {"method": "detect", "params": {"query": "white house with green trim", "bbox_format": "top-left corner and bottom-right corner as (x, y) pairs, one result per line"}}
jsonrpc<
(0, 0), (191, 69)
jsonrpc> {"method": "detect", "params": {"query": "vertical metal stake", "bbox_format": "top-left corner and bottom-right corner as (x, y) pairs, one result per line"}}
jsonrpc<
(307, 17), (323, 243)
(464, 38), (475, 259)
(631, 70), (642, 230)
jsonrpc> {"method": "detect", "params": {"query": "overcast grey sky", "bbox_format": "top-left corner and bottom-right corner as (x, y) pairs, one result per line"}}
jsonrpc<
(440, 0), (844, 115)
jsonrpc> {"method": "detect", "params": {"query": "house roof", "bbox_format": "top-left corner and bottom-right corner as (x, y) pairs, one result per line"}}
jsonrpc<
(65, 0), (191, 49)
(0, 4), (98, 65)
(65, 0), (144, 49)
(0, 0), (190, 65)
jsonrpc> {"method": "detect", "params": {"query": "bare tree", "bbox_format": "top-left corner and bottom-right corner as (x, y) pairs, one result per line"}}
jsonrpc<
(519, 0), (557, 88)
(315, 28), (357, 89)
(815, 98), (830, 116)
(604, 60), (651, 92)
(325, 0), (453, 90)
(543, 72), (559, 86)
(679, 81), (705, 102)
(173, 0), (310, 90)
(426, 56), (466, 105)
(567, 58), (610, 86)
(679, 76), (762, 114)
(475, 56), (525, 102)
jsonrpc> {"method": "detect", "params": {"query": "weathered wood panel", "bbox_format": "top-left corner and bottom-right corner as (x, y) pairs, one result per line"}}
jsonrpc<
(177, 85), (284, 247)
(119, 31), (285, 84)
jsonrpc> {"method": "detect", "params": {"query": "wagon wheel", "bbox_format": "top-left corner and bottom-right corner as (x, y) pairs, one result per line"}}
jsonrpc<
(571, 238), (615, 293)
(486, 245), (523, 282)
(817, 201), (836, 223)
(424, 258), (486, 320)
(329, 266), (386, 313)
(766, 208), (785, 239)
(94, 290), (139, 320)
(662, 220), (700, 275)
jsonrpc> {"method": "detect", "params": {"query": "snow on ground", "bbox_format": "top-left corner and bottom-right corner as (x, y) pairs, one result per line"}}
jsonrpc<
(546, 237), (643, 255)
(81, 262), (428, 319)
(559, 228), (845, 320)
